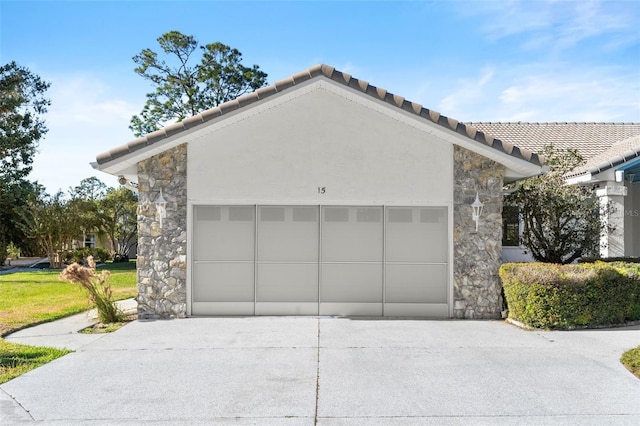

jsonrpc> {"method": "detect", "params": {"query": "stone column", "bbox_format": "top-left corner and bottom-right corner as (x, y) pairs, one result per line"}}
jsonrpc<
(136, 144), (188, 319)
(597, 182), (627, 258)
(453, 146), (504, 319)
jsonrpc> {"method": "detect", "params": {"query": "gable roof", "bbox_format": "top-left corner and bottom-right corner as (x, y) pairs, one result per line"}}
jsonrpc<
(95, 64), (544, 171)
(468, 122), (640, 180)
(467, 122), (640, 160)
(572, 134), (640, 177)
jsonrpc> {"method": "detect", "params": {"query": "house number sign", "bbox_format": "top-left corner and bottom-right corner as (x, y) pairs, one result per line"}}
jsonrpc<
(318, 187), (326, 194)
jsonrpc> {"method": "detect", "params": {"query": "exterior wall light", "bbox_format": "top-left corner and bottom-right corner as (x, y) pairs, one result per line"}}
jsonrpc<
(155, 188), (167, 228)
(471, 191), (484, 232)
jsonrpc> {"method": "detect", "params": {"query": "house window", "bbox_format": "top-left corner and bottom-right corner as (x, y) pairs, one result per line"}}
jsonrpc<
(502, 205), (520, 246)
(84, 234), (96, 248)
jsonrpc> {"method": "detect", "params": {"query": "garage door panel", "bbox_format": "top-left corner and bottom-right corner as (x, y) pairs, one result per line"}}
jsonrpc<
(322, 207), (383, 262)
(192, 302), (254, 316)
(194, 206), (255, 261)
(192, 204), (450, 317)
(192, 262), (254, 302)
(256, 263), (318, 302)
(319, 302), (383, 316)
(384, 303), (449, 317)
(386, 226), (448, 262)
(386, 207), (447, 263)
(385, 263), (448, 304)
(255, 302), (318, 315)
(258, 206), (318, 262)
(321, 263), (382, 303)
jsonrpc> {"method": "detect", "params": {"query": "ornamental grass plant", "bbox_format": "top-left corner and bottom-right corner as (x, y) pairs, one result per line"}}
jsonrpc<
(59, 256), (125, 323)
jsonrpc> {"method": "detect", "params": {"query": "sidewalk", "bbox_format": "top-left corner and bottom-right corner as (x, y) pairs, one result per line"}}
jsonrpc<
(3, 298), (138, 350)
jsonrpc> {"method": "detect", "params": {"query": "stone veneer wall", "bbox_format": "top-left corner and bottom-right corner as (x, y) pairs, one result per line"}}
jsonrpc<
(453, 146), (504, 319)
(136, 144), (188, 319)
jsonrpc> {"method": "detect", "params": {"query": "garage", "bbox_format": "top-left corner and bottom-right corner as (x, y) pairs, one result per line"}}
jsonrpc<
(95, 64), (545, 319)
(192, 205), (449, 317)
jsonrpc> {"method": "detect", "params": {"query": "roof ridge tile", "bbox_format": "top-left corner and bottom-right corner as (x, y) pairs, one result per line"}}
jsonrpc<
(274, 76), (295, 92)
(291, 69), (312, 84)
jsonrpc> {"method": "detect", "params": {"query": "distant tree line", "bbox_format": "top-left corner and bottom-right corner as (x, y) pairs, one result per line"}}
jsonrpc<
(15, 177), (138, 268)
(0, 62), (137, 267)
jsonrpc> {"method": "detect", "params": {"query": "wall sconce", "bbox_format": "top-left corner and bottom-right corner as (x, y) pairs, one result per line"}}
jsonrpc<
(155, 188), (167, 228)
(471, 191), (484, 232)
(626, 173), (635, 183)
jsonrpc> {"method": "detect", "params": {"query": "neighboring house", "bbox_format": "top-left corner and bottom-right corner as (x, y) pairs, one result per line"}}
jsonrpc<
(469, 123), (640, 261)
(93, 64), (545, 319)
(72, 233), (138, 259)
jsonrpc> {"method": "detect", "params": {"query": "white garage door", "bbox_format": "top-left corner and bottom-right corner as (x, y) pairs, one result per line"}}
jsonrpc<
(192, 205), (449, 317)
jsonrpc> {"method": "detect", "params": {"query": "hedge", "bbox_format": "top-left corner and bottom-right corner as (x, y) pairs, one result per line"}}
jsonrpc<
(578, 256), (640, 264)
(500, 262), (640, 329)
(64, 247), (111, 265)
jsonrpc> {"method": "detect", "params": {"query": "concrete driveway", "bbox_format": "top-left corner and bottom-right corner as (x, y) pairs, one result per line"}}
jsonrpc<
(2, 317), (640, 425)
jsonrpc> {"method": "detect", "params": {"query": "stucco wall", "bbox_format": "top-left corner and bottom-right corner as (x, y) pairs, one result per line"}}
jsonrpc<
(188, 84), (453, 204)
(137, 144), (188, 319)
(453, 146), (505, 319)
(133, 90), (510, 319)
(135, 144), (506, 319)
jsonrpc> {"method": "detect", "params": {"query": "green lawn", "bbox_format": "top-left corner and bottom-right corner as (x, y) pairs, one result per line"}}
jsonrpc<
(0, 261), (137, 336)
(0, 261), (137, 384)
(0, 339), (72, 383)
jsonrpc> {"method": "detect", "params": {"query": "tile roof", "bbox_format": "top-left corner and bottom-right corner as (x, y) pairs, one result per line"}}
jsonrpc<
(572, 134), (640, 176)
(466, 122), (640, 161)
(96, 64), (543, 168)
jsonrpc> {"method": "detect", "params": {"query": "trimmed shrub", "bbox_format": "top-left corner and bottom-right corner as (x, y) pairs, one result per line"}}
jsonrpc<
(621, 346), (640, 379)
(578, 256), (640, 264)
(65, 247), (111, 265)
(500, 262), (640, 329)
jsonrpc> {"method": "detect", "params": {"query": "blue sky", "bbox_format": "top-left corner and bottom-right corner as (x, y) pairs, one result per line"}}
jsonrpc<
(1, 0), (639, 193)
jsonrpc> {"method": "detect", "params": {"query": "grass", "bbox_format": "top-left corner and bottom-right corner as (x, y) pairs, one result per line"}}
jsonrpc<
(0, 339), (71, 383)
(621, 346), (640, 379)
(0, 261), (137, 336)
(79, 320), (130, 334)
(0, 260), (137, 384)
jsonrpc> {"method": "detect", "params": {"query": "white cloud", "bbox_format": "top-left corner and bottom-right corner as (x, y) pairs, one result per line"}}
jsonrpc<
(437, 68), (495, 115)
(496, 68), (640, 122)
(431, 64), (640, 123)
(47, 75), (138, 127)
(461, 0), (640, 54)
(29, 74), (143, 194)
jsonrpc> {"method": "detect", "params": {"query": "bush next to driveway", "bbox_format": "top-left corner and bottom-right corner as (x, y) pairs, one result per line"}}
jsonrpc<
(621, 346), (640, 379)
(500, 262), (640, 329)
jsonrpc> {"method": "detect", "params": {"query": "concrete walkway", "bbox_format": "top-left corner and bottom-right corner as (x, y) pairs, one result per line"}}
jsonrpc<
(3, 298), (138, 350)
(1, 316), (640, 425)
